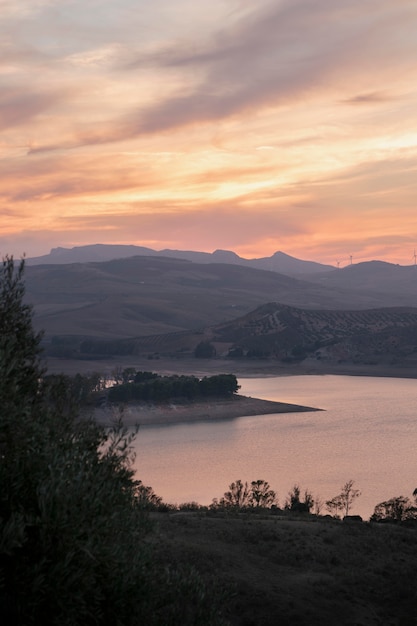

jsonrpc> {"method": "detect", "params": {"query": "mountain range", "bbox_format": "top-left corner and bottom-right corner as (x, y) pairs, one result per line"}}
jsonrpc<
(22, 244), (417, 366)
(27, 244), (334, 275)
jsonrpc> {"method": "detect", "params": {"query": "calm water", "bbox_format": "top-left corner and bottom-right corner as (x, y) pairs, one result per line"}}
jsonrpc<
(132, 375), (417, 519)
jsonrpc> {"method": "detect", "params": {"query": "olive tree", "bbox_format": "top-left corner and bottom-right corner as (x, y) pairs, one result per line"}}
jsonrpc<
(0, 257), (227, 626)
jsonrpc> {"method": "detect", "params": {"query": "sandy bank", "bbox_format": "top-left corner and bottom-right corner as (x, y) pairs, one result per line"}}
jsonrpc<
(94, 394), (320, 427)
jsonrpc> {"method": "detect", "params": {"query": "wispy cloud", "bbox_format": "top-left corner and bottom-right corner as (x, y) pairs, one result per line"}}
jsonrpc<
(119, 0), (417, 135)
(341, 92), (395, 105)
(2, 0), (417, 263)
(0, 87), (65, 130)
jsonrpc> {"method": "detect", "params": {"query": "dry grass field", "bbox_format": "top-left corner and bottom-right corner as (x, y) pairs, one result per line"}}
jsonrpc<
(151, 510), (417, 625)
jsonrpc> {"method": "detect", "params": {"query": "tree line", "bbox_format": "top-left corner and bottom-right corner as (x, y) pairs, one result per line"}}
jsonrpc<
(211, 479), (417, 522)
(107, 370), (240, 403)
(197, 479), (360, 518)
(155, 478), (417, 524)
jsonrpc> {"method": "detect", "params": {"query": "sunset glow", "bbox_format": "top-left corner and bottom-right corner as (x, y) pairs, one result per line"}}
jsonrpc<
(2, 0), (417, 265)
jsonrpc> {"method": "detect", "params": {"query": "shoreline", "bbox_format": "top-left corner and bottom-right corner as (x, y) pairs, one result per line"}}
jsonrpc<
(94, 394), (321, 427)
(46, 355), (417, 380)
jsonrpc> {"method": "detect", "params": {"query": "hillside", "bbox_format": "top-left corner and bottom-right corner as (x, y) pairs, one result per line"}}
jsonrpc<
(26, 256), (388, 344)
(43, 297), (417, 368)
(209, 303), (417, 365)
(152, 511), (417, 625)
(299, 260), (417, 304)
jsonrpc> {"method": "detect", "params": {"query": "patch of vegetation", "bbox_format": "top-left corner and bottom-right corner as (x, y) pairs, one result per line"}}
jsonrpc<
(0, 257), (228, 625)
(107, 370), (239, 403)
(151, 510), (417, 625)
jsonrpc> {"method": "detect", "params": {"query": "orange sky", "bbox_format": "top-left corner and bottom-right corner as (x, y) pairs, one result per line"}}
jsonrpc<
(1, 0), (417, 265)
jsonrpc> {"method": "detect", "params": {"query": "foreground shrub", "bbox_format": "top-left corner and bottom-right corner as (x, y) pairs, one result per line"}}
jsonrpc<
(0, 258), (228, 625)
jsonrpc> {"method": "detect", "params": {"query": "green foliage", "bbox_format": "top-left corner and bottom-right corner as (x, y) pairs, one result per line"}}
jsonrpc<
(133, 370), (159, 384)
(194, 341), (216, 358)
(0, 258), (228, 625)
(44, 372), (105, 406)
(0, 257), (44, 417)
(108, 372), (239, 404)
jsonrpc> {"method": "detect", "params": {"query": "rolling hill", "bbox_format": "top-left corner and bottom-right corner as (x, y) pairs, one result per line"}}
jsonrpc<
(209, 302), (417, 365)
(299, 260), (417, 303)
(25, 255), (416, 346)
(23, 254), (417, 367)
(68, 301), (417, 366)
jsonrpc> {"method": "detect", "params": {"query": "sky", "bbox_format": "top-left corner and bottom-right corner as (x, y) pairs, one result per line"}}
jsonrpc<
(1, 0), (417, 265)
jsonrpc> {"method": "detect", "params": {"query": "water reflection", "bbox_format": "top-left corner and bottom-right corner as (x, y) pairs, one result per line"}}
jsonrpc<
(132, 375), (417, 519)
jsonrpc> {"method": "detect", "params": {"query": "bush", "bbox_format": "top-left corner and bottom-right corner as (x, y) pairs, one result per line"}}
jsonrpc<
(0, 257), (228, 625)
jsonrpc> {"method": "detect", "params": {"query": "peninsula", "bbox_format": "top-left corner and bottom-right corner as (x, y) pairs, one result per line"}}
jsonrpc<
(94, 394), (320, 427)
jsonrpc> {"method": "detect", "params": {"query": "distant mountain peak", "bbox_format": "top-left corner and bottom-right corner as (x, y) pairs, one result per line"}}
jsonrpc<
(27, 243), (334, 276)
(212, 249), (241, 261)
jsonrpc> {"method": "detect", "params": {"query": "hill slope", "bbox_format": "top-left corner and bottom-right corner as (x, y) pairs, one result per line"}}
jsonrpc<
(299, 260), (417, 303)
(153, 512), (417, 626)
(210, 302), (417, 364)
(26, 256), (388, 342)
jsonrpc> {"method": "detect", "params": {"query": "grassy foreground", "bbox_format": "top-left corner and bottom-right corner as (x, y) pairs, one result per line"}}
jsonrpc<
(151, 510), (417, 626)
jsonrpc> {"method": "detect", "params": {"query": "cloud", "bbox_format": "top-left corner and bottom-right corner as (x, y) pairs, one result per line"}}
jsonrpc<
(0, 0), (57, 18)
(55, 202), (308, 245)
(0, 87), (66, 130)
(0, 151), (163, 203)
(2, 0), (417, 267)
(118, 0), (417, 135)
(341, 92), (395, 105)
(18, 0), (417, 153)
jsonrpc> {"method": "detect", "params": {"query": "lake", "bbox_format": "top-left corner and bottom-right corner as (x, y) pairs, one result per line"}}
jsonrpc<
(132, 375), (417, 519)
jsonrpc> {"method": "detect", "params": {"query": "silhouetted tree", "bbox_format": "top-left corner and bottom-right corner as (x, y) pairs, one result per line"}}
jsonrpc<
(325, 495), (344, 518)
(285, 484), (314, 513)
(371, 496), (413, 522)
(249, 480), (277, 508)
(218, 479), (251, 508)
(213, 479), (277, 509)
(371, 491), (417, 522)
(326, 480), (361, 518)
